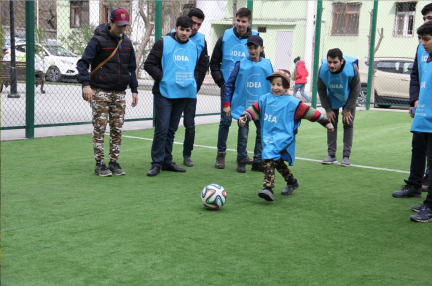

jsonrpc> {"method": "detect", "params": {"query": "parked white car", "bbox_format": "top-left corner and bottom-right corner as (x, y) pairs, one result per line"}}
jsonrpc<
(357, 57), (413, 107)
(3, 43), (79, 82)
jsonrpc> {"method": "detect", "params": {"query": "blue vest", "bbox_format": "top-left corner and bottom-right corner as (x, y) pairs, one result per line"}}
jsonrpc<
(160, 36), (198, 99)
(319, 56), (358, 110)
(230, 58), (273, 119)
(170, 29), (205, 56)
(411, 59), (432, 133)
(259, 93), (301, 165)
(417, 43), (428, 82)
(220, 28), (258, 82)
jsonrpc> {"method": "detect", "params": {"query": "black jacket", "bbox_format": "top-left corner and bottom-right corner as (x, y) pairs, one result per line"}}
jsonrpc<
(144, 33), (201, 94)
(77, 23), (138, 92)
(209, 27), (263, 88)
(409, 47), (420, 106)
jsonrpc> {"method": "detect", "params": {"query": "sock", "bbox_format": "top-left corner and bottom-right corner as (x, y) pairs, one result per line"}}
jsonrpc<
(287, 178), (297, 185)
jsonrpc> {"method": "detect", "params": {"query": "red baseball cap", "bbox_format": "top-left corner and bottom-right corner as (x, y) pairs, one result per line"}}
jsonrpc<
(110, 8), (130, 26)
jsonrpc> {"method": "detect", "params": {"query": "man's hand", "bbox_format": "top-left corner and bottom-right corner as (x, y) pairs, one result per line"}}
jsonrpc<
(223, 106), (231, 117)
(239, 115), (247, 127)
(83, 86), (95, 102)
(409, 100), (419, 118)
(409, 107), (414, 118)
(326, 110), (336, 123)
(342, 110), (353, 124)
(131, 93), (138, 107)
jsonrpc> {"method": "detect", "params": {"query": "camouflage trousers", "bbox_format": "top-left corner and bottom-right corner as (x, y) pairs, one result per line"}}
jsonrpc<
(262, 158), (294, 188)
(91, 88), (126, 162)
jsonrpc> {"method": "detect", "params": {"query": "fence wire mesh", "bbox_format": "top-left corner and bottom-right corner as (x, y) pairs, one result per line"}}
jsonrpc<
(0, 1), (428, 129)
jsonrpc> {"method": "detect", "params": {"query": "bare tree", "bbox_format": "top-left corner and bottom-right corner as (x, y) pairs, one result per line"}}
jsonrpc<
(232, 0), (237, 26)
(135, 1), (154, 70)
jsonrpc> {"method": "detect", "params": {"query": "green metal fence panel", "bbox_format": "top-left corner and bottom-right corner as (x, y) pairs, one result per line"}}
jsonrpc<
(1, 0), (428, 131)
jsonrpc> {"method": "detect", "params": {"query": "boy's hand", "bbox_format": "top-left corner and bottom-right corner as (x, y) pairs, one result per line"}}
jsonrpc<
(131, 93), (138, 107)
(342, 110), (353, 124)
(326, 111), (336, 123)
(223, 106), (231, 117)
(326, 122), (334, 132)
(239, 115), (247, 127)
(83, 87), (95, 102)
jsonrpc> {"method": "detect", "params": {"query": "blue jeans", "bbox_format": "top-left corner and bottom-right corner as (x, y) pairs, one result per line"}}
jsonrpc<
(237, 119), (262, 163)
(183, 97), (197, 157)
(216, 86), (248, 158)
(151, 92), (186, 168)
(293, 84), (311, 101)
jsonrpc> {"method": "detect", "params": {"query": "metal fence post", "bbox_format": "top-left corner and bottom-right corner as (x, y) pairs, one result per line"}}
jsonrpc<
(25, 1), (35, 139)
(152, 1), (162, 128)
(366, 1), (378, 110)
(311, 1), (323, 109)
(247, 1), (253, 28)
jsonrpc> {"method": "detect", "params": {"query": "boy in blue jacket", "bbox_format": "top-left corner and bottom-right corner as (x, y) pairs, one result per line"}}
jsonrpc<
(223, 35), (273, 173)
(240, 69), (334, 201)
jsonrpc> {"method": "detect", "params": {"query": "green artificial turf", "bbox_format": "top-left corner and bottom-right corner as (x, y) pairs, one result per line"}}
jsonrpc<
(2, 110), (431, 285)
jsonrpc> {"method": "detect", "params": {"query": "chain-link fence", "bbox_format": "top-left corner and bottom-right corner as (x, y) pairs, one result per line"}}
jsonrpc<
(1, 1), (428, 131)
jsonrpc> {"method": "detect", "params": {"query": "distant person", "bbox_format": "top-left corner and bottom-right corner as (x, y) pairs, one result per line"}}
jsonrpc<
(170, 8), (208, 168)
(317, 48), (360, 167)
(210, 7), (262, 169)
(292, 56), (310, 101)
(239, 69), (334, 201)
(409, 20), (432, 223)
(392, 3), (432, 199)
(222, 35), (273, 173)
(77, 8), (138, 177)
(144, 16), (198, 177)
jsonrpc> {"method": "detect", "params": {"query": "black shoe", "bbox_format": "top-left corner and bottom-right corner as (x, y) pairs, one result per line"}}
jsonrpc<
(281, 179), (299, 195)
(147, 165), (161, 177)
(108, 161), (125, 175)
(392, 184), (422, 198)
(94, 162), (112, 177)
(237, 162), (246, 173)
(251, 162), (263, 172)
(258, 187), (274, 201)
(162, 162), (186, 172)
(183, 156), (194, 167)
(410, 205), (432, 222)
(411, 204), (425, 213)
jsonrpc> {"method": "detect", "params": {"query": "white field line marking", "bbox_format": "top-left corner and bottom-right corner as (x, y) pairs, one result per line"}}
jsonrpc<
(118, 134), (410, 174)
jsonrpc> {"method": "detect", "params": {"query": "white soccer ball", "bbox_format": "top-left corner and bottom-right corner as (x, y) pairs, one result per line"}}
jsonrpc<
(201, 184), (227, 210)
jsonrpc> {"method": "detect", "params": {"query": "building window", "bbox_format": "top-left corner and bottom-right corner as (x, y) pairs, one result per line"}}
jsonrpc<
(395, 2), (417, 37)
(258, 27), (267, 33)
(70, 1), (89, 28)
(331, 2), (361, 36)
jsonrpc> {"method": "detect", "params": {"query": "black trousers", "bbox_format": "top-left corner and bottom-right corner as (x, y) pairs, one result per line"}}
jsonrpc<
(422, 133), (432, 208)
(407, 132), (427, 187)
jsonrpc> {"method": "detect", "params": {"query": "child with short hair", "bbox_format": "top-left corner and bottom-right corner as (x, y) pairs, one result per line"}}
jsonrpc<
(239, 69), (334, 201)
(223, 35), (273, 173)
